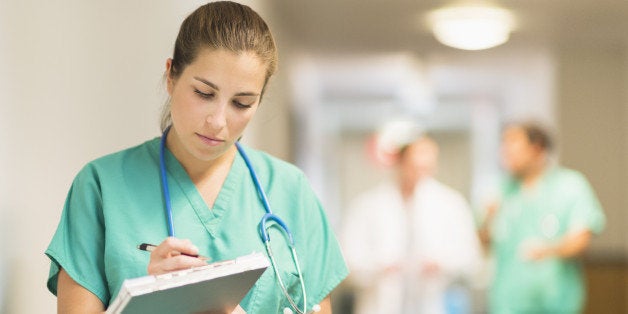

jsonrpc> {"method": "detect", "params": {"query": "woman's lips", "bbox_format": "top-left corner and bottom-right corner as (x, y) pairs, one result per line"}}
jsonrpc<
(196, 133), (225, 146)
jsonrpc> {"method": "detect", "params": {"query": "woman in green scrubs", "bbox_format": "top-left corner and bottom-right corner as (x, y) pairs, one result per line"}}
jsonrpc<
(45, 2), (348, 313)
(480, 122), (605, 314)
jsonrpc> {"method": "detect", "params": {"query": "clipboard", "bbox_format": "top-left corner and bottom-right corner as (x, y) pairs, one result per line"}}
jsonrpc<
(106, 252), (269, 314)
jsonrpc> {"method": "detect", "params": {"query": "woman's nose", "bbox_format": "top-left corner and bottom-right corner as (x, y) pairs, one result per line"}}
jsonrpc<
(206, 102), (227, 130)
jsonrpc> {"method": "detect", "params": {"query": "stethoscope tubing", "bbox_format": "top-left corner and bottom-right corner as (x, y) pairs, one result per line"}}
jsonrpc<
(160, 127), (176, 237)
(158, 127), (306, 313)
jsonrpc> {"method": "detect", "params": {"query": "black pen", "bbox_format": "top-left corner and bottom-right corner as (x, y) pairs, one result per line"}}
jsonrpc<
(137, 243), (211, 261)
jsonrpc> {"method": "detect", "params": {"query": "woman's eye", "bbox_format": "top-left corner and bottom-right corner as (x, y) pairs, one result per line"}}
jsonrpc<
(233, 100), (253, 109)
(194, 89), (213, 99)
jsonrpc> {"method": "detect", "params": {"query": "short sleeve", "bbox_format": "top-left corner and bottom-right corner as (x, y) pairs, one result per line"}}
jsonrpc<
(566, 172), (606, 235)
(45, 164), (109, 305)
(297, 173), (349, 308)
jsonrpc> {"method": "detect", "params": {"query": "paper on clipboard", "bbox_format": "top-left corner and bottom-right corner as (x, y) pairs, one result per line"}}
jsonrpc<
(106, 252), (269, 314)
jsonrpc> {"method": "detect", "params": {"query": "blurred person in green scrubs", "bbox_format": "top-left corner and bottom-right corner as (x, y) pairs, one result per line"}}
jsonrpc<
(45, 2), (348, 313)
(479, 122), (605, 314)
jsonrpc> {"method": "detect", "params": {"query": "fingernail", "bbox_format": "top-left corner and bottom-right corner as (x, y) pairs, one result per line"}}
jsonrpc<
(190, 245), (199, 253)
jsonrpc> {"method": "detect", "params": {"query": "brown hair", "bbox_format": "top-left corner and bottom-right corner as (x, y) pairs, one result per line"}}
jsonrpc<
(509, 121), (554, 151)
(161, 1), (278, 131)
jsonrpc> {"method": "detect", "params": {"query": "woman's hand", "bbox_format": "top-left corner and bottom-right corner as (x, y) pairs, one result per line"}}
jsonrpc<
(147, 237), (208, 275)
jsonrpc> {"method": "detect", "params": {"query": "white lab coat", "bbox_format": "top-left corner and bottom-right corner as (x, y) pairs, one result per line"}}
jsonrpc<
(341, 178), (482, 314)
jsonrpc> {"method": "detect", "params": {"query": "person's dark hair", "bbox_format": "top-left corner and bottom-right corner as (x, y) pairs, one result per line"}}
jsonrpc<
(511, 121), (554, 151)
(161, 1), (278, 131)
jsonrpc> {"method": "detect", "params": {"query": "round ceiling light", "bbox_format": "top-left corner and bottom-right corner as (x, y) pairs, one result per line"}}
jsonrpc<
(428, 6), (515, 50)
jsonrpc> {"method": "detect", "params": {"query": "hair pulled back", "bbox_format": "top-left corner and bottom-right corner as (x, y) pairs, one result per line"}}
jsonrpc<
(161, 1), (278, 131)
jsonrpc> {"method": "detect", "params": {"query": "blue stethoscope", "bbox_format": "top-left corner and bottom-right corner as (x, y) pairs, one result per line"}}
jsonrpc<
(159, 126), (308, 314)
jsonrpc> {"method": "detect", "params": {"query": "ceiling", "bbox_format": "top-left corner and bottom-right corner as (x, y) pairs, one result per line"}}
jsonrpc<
(262, 1), (604, 132)
(267, 0), (628, 54)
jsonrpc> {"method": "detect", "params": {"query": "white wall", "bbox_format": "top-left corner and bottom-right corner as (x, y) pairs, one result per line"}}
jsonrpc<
(556, 43), (628, 255)
(0, 1), (10, 310)
(0, 1), (261, 312)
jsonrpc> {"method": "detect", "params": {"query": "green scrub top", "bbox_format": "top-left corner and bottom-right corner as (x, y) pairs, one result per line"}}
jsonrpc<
(490, 167), (605, 314)
(46, 138), (348, 312)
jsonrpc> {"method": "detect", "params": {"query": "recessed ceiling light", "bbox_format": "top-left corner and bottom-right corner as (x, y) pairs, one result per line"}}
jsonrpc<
(428, 6), (515, 50)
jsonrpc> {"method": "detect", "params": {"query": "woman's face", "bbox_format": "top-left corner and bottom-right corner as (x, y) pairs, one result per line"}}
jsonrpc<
(166, 48), (267, 162)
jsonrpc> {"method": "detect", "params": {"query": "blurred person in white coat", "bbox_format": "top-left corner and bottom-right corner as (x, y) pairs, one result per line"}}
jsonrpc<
(342, 127), (482, 314)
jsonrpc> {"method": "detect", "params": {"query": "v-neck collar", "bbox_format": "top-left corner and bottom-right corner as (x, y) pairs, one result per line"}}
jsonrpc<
(515, 166), (556, 200)
(158, 139), (246, 238)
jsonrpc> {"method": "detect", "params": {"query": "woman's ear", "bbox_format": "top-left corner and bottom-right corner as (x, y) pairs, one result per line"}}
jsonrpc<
(165, 58), (174, 95)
